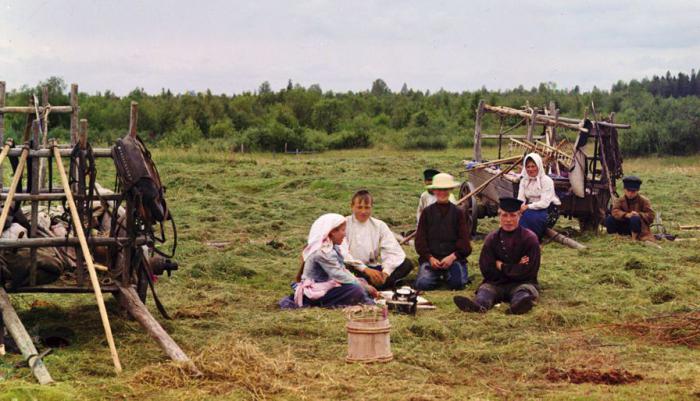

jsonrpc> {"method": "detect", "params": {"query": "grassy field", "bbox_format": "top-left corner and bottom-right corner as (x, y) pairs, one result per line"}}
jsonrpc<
(1, 146), (699, 400)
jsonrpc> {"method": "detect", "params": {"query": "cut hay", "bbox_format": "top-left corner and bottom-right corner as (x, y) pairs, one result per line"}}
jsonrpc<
(131, 336), (303, 399)
(605, 310), (700, 348)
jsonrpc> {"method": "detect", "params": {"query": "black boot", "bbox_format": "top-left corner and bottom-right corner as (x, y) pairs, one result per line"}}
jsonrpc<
(507, 291), (534, 315)
(453, 296), (485, 313)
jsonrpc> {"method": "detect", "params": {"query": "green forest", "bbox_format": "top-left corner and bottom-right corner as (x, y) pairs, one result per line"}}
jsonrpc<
(3, 70), (700, 156)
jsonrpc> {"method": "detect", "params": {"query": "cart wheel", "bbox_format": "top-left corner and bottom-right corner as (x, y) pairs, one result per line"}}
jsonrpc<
(459, 181), (479, 235)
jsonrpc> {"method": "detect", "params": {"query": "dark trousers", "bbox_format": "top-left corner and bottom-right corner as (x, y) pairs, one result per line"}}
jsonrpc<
(605, 215), (641, 236)
(474, 282), (539, 310)
(355, 259), (415, 291)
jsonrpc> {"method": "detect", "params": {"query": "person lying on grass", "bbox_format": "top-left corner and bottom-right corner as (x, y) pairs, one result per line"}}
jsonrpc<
(453, 197), (541, 315)
(517, 153), (561, 241)
(414, 173), (471, 291)
(416, 168), (457, 224)
(278, 213), (377, 309)
(604, 176), (656, 242)
(340, 190), (414, 290)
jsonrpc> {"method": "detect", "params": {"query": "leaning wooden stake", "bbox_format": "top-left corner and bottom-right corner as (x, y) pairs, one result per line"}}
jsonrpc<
(0, 288), (54, 384)
(52, 141), (122, 374)
(544, 228), (586, 250)
(117, 285), (199, 373)
(0, 146), (28, 231)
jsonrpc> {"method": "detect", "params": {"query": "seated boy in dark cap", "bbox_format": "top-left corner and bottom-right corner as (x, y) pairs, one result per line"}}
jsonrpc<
(604, 176), (656, 242)
(453, 197), (541, 315)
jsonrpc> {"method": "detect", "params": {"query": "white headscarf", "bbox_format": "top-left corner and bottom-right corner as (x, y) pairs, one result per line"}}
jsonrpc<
(521, 152), (546, 190)
(302, 213), (346, 261)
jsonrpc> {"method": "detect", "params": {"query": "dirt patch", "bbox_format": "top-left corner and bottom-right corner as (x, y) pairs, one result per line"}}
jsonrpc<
(546, 368), (643, 385)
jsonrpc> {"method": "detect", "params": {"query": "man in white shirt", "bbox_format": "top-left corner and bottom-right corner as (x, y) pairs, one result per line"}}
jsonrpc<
(341, 190), (414, 290)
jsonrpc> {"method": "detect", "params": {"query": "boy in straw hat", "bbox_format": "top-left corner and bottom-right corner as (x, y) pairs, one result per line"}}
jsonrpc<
(414, 173), (472, 291)
(416, 169), (457, 224)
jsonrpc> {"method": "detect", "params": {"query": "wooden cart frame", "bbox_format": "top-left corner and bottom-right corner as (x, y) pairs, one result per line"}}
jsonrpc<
(0, 80), (194, 383)
(463, 100), (630, 233)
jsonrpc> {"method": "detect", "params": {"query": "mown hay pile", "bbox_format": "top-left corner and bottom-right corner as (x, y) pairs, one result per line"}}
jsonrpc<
(131, 336), (304, 399)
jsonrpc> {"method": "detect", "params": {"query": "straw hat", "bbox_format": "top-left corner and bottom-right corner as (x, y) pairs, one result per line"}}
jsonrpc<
(426, 173), (460, 190)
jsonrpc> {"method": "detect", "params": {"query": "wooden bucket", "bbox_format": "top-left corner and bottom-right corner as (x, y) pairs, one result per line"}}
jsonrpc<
(346, 317), (393, 363)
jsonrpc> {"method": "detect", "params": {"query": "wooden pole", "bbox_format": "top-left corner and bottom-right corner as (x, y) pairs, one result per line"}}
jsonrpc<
(0, 288), (54, 384)
(0, 81), (5, 191)
(129, 101), (138, 138)
(52, 142), (122, 374)
(544, 228), (586, 250)
(483, 104), (589, 132)
(400, 157), (524, 245)
(117, 285), (198, 372)
(39, 86), (49, 189)
(29, 121), (40, 286)
(0, 147), (28, 232)
(70, 84), (79, 146)
(473, 100), (484, 162)
(526, 108), (536, 142)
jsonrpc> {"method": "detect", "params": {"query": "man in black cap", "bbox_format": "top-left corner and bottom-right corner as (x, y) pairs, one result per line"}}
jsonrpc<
(453, 197), (541, 315)
(605, 176), (656, 242)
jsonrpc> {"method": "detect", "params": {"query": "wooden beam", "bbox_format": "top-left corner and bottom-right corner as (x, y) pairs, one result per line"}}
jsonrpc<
(117, 285), (199, 372)
(545, 228), (586, 250)
(129, 101), (138, 138)
(0, 288), (54, 384)
(30, 121), (40, 286)
(79, 119), (88, 150)
(70, 84), (79, 145)
(39, 86), (50, 189)
(483, 104), (589, 132)
(0, 106), (74, 114)
(6, 148), (113, 158)
(0, 81), (5, 191)
(473, 100), (484, 162)
(526, 108), (536, 142)
(0, 235), (148, 249)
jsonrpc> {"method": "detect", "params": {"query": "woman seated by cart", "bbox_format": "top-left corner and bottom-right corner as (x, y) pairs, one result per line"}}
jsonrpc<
(279, 213), (377, 309)
(517, 153), (560, 240)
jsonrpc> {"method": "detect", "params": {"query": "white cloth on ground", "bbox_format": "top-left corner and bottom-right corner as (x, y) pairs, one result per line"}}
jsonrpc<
(340, 215), (406, 276)
(517, 153), (561, 210)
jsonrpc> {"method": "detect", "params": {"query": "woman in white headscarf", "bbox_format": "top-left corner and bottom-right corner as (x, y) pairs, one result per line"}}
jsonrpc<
(517, 153), (561, 240)
(279, 213), (376, 309)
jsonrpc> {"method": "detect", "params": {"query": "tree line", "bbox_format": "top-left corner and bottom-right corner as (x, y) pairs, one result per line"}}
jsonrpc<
(3, 71), (700, 156)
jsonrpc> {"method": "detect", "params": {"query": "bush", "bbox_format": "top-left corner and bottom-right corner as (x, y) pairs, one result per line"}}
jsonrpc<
(243, 123), (306, 152)
(400, 126), (447, 149)
(161, 117), (204, 147)
(327, 129), (371, 149)
(209, 117), (236, 139)
(302, 129), (329, 152)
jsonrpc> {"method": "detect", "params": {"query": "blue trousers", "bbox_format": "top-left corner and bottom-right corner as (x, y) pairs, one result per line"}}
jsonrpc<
(414, 260), (468, 291)
(605, 215), (642, 236)
(520, 208), (548, 239)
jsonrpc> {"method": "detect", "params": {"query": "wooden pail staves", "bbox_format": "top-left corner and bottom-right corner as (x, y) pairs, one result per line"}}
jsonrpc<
(346, 317), (393, 363)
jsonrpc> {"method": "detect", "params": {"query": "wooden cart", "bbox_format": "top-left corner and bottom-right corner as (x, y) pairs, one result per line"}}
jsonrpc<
(461, 101), (630, 233)
(0, 80), (194, 383)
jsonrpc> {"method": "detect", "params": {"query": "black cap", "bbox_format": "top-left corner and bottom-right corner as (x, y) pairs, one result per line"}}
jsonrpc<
(423, 169), (440, 181)
(622, 176), (642, 191)
(499, 197), (523, 212)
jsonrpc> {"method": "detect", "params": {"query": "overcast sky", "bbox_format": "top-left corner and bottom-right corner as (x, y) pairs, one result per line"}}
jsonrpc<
(2, 0), (699, 95)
